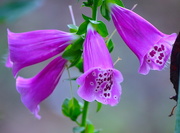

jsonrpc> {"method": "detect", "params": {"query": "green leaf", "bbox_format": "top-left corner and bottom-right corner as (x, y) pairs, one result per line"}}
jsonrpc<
(106, 0), (124, 7)
(97, 0), (103, 7)
(62, 99), (70, 117)
(96, 102), (102, 112)
(76, 21), (89, 35)
(82, 14), (92, 21)
(62, 37), (83, 60)
(62, 37), (83, 70)
(90, 20), (108, 37)
(85, 124), (95, 133)
(69, 53), (82, 68)
(106, 39), (114, 53)
(113, 0), (124, 7)
(0, 0), (42, 23)
(73, 126), (85, 133)
(82, 0), (93, 7)
(67, 24), (78, 33)
(100, 1), (111, 21)
(62, 44), (81, 60)
(62, 98), (82, 121)
(75, 58), (83, 73)
(96, 21), (108, 37)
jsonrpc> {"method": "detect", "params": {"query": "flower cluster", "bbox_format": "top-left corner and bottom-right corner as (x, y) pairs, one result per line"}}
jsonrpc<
(6, 29), (79, 118)
(6, 1), (177, 119)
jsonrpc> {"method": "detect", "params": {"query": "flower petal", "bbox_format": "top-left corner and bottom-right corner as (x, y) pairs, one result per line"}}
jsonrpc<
(139, 34), (175, 74)
(16, 56), (67, 119)
(83, 24), (113, 72)
(7, 29), (78, 76)
(5, 53), (13, 68)
(77, 67), (123, 106)
(110, 4), (177, 74)
(77, 24), (123, 105)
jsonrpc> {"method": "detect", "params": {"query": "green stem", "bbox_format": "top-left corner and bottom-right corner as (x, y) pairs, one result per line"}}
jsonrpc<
(66, 65), (73, 98)
(79, 1), (98, 132)
(81, 100), (89, 127)
(92, 0), (99, 20)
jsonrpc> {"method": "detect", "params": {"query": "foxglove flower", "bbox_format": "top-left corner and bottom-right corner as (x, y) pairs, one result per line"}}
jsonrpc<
(17, 56), (67, 119)
(77, 24), (123, 106)
(109, 4), (177, 75)
(6, 29), (78, 76)
(6, 29), (79, 118)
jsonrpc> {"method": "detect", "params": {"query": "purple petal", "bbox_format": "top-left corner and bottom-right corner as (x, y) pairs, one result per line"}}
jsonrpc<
(77, 25), (123, 105)
(83, 24), (113, 72)
(16, 56), (67, 119)
(7, 29), (78, 76)
(139, 34), (176, 74)
(5, 53), (13, 68)
(77, 67), (123, 106)
(110, 4), (177, 74)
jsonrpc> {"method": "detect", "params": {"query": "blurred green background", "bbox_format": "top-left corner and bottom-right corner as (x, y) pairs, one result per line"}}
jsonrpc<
(0, 0), (180, 133)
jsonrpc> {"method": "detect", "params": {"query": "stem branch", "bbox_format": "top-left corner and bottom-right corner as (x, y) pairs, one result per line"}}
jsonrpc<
(92, 0), (99, 20)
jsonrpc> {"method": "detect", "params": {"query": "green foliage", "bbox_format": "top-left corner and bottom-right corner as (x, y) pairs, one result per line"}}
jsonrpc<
(83, 0), (93, 7)
(82, 14), (92, 21)
(0, 0), (42, 23)
(90, 20), (108, 37)
(62, 38), (84, 72)
(100, 0), (124, 21)
(77, 21), (89, 35)
(75, 58), (84, 73)
(83, 0), (102, 8)
(73, 125), (101, 133)
(112, 0), (124, 7)
(97, 0), (103, 7)
(62, 98), (82, 121)
(68, 24), (79, 33)
(105, 0), (124, 7)
(100, 1), (111, 21)
(106, 39), (114, 53)
(96, 102), (102, 112)
(85, 124), (95, 133)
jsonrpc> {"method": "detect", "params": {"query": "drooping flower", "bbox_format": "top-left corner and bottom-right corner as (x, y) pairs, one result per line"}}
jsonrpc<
(17, 56), (67, 119)
(6, 29), (79, 76)
(76, 24), (123, 106)
(109, 3), (177, 75)
(6, 29), (79, 118)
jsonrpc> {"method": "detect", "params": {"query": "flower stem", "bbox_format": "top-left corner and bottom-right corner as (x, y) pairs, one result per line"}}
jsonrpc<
(66, 65), (74, 98)
(80, 1), (98, 132)
(92, 0), (99, 21)
(81, 100), (89, 132)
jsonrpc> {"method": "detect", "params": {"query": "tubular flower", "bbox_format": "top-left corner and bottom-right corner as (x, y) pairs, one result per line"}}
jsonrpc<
(77, 24), (123, 106)
(17, 56), (67, 119)
(6, 29), (79, 118)
(6, 29), (79, 76)
(109, 4), (177, 75)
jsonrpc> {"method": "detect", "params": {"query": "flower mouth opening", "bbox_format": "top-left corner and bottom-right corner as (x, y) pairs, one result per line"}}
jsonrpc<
(146, 43), (166, 66)
(92, 68), (114, 99)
